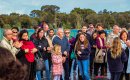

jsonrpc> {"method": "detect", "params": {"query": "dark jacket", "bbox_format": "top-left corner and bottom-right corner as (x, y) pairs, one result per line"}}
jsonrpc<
(75, 43), (91, 60)
(107, 49), (127, 72)
(52, 36), (70, 57)
(33, 37), (49, 60)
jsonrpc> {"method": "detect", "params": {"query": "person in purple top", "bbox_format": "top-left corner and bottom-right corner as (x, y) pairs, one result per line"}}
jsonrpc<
(107, 37), (127, 80)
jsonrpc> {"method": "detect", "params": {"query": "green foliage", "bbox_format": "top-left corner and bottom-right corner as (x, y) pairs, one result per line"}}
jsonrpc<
(0, 5), (130, 29)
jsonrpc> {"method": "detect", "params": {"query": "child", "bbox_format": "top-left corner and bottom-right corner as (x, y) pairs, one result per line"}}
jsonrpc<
(52, 44), (63, 80)
(107, 37), (127, 80)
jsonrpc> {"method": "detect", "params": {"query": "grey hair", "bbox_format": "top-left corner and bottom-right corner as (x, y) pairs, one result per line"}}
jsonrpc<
(57, 28), (64, 34)
(3, 29), (11, 37)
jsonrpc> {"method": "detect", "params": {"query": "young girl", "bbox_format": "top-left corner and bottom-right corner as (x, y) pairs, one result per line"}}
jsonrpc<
(107, 37), (127, 80)
(52, 44), (63, 80)
(75, 33), (91, 80)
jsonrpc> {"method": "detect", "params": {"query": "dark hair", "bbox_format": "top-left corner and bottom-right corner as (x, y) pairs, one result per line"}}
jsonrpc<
(91, 31), (98, 39)
(18, 30), (28, 40)
(49, 29), (54, 32)
(37, 28), (44, 39)
(120, 30), (128, 40)
(98, 30), (106, 35)
(0, 47), (26, 80)
(11, 27), (19, 32)
(95, 23), (104, 29)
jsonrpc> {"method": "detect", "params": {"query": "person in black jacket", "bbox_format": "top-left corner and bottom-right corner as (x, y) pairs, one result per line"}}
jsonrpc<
(33, 28), (51, 80)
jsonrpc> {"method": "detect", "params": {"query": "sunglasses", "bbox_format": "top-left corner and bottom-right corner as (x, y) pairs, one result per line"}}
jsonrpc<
(65, 32), (70, 34)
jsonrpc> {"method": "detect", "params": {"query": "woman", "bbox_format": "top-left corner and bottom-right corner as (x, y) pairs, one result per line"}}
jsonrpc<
(33, 28), (51, 80)
(16, 30), (37, 80)
(90, 31), (98, 76)
(0, 47), (27, 80)
(94, 30), (107, 77)
(107, 37), (127, 80)
(75, 33), (91, 80)
(120, 30), (130, 80)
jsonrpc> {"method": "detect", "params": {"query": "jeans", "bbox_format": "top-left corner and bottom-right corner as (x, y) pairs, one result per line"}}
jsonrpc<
(53, 75), (61, 80)
(111, 72), (121, 80)
(63, 58), (69, 80)
(77, 59), (90, 80)
(36, 59), (50, 80)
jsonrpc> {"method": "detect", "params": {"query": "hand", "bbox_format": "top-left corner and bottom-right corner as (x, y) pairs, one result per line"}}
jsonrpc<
(47, 47), (52, 51)
(43, 47), (46, 51)
(13, 41), (23, 48)
(126, 40), (130, 47)
(77, 51), (81, 56)
(64, 51), (68, 56)
(93, 45), (96, 48)
(62, 57), (66, 63)
(31, 48), (37, 53)
(25, 49), (29, 53)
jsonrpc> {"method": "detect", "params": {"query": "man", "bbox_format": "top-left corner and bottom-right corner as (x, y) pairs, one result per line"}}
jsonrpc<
(87, 23), (95, 36)
(107, 25), (120, 46)
(0, 29), (22, 59)
(53, 28), (70, 80)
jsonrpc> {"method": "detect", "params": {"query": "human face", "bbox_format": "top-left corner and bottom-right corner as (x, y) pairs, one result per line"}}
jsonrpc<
(39, 30), (44, 39)
(113, 25), (120, 34)
(49, 30), (54, 37)
(97, 26), (103, 31)
(22, 33), (28, 40)
(93, 33), (97, 39)
(82, 26), (87, 33)
(100, 33), (105, 39)
(121, 32), (127, 41)
(12, 29), (18, 36)
(6, 30), (13, 40)
(64, 30), (70, 38)
(58, 29), (64, 39)
(79, 34), (85, 42)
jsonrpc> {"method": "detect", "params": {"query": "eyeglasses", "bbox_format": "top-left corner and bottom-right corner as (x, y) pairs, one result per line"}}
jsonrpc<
(65, 32), (70, 34)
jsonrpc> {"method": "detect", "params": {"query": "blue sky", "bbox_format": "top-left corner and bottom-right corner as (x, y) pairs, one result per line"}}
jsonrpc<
(0, 0), (130, 15)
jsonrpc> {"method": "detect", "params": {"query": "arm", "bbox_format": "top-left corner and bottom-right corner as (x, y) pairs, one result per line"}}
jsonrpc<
(81, 43), (91, 55)
(121, 49), (128, 62)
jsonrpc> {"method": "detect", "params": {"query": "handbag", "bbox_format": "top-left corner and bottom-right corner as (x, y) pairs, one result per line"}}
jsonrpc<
(94, 37), (107, 63)
(70, 50), (76, 59)
(35, 51), (45, 71)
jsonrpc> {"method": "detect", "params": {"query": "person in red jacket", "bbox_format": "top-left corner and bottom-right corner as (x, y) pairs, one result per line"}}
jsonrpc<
(16, 30), (37, 80)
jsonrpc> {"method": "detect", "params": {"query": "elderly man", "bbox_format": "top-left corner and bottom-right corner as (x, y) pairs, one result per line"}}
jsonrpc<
(53, 28), (70, 80)
(107, 25), (120, 46)
(0, 29), (22, 59)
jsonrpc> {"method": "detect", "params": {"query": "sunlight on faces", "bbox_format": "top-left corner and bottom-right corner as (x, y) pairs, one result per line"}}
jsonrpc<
(22, 33), (28, 41)
(113, 25), (120, 34)
(64, 30), (70, 37)
(79, 34), (86, 42)
(82, 26), (87, 33)
(5, 30), (13, 40)
(57, 28), (64, 38)
(49, 30), (54, 37)
(121, 32), (127, 41)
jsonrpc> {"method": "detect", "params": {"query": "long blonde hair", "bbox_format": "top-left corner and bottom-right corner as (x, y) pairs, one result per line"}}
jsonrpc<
(53, 44), (61, 55)
(110, 37), (122, 59)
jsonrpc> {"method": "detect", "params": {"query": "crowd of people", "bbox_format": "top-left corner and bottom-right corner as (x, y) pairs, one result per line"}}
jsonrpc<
(0, 21), (130, 80)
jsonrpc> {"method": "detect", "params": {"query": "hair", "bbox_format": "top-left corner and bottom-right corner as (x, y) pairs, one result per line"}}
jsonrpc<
(91, 31), (98, 39)
(11, 27), (19, 32)
(37, 28), (44, 39)
(98, 30), (106, 36)
(95, 23), (104, 29)
(0, 47), (27, 80)
(49, 29), (54, 32)
(57, 28), (64, 34)
(75, 33), (89, 51)
(53, 44), (61, 55)
(18, 30), (28, 40)
(119, 30), (128, 40)
(110, 37), (122, 59)
(3, 29), (12, 37)
(64, 29), (70, 32)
